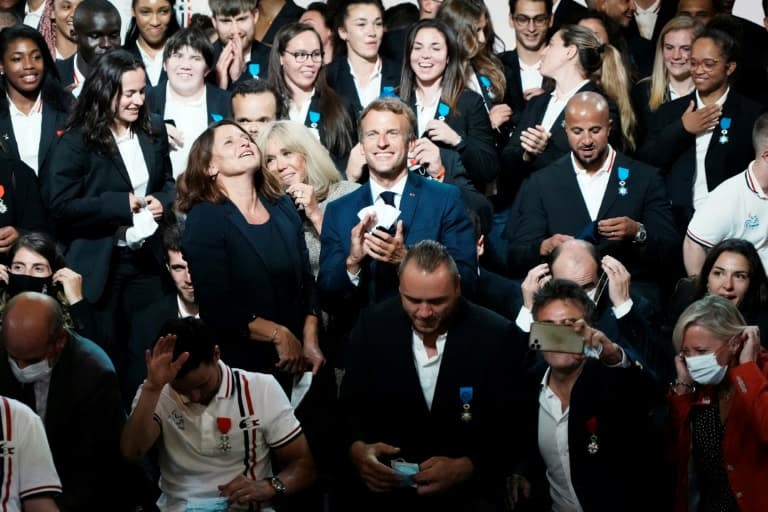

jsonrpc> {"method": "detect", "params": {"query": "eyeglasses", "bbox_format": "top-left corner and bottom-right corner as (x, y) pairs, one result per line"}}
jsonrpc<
(689, 58), (720, 71)
(512, 14), (549, 27)
(283, 50), (324, 63)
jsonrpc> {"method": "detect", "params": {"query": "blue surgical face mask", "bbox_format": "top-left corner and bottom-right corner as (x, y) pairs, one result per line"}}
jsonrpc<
(8, 357), (52, 384)
(685, 352), (728, 386)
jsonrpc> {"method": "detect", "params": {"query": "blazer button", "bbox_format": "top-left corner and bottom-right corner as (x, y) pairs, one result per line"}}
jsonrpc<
(726, 464), (734, 472)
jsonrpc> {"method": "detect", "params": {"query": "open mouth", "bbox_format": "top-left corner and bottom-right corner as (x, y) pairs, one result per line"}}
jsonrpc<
(239, 150), (254, 158)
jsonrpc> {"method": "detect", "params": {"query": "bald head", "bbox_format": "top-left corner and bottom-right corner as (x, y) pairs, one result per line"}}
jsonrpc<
(566, 91), (610, 122)
(2, 293), (65, 367)
(550, 240), (600, 289)
(564, 92), (612, 172)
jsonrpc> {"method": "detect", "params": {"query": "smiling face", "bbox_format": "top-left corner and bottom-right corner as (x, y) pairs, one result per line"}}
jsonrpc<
(707, 251), (751, 307)
(360, 109), (413, 180)
(339, 3), (383, 61)
(132, 0), (173, 48)
(111, 68), (146, 131)
(511, 0), (550, 52)
(663, 28), (694, 81)
(212, 9), (256, 49)
(165, 44), (208, 96)
(1, 38), (45, 98)
(690, 36), (734, 98)
(208, 123), (260, 178)
(279, 30), (322, 93)
(409, 27), (448, 88)
(600, 0), (635, 27)
(53, 0), (82, 44)
(263, 136), (307, 188)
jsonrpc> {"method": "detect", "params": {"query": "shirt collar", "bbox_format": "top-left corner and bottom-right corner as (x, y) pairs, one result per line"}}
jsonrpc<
(167, 81), (206, 107)
(635, 0), (660, 15)
(570, 145), (616, 176)
(746, 161), (768, 199)
(348, 57), (382, 82)
(177, 295), (199, 318)
(696, 86), (729, 109)
(25, 1), (45, 16)
(7, 94), (42, 117)
(215, 360), (234, 400)
(111, 128), (135, 144)
(369, 172), (408, 203)
(552, 79), (590, 102)
(519, 60), (541, 72)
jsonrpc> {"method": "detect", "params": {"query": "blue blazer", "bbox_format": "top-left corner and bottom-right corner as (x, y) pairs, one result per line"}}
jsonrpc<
(317, 172), (476, 313)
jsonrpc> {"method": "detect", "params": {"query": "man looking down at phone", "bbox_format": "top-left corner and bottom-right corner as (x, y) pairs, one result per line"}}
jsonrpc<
(506, 91), (678, 303)
(517, 239), (675, 383)
(338, 240), (523, 511)
(507, 279), (659, 511)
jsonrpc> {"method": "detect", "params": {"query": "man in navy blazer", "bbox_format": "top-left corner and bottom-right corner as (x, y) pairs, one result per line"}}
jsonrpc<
(507, 92), (679, 290)
(318, 98), (476, 315)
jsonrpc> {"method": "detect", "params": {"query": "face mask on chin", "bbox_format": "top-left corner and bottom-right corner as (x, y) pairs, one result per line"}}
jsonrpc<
(8, 357), (53, 384)
(685, 351), (728, 386)
(6, 273), (53, 298)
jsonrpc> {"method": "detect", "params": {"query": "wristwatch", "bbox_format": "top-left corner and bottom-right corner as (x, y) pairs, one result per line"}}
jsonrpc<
(266, 476), (287, 496)
(633, 223), (647, 244)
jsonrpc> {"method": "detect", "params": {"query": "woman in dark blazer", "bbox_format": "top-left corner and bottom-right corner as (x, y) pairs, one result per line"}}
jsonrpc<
(43, 49), (175, 361)
(177, 120), (323, 391)
(399, 19), (498, 191)
(0, 25), (72, 176)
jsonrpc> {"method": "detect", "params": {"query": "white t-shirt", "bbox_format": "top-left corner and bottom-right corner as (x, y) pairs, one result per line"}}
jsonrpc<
(687, 162), (768, 270)
(0, 397), (62, 511)
(133, 361), (302, 512)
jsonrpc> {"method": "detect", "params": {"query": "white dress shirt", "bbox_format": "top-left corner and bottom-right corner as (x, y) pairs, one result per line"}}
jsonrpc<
(7, 94), (42, 174)
(412, 330), (448, 410)
(113, 130), (150, 197)
(520, 59), (544, 94)
(164, 85), (209, 178)
(571, 145), (617, 221)
(349, 58), (382, 109)
(137, 43), (165, 87)
(288, 89), (319, 140)
(415, 89), (442, 138)
(541, 79), (591, 133)
(693, 88), (729, 210)
(538, 368), (584, 512)
(23, 0), (45, 28)
(634, 0), (660, 40)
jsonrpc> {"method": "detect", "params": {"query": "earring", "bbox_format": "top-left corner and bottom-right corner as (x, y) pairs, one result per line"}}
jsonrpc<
(210, 172), (218, 181)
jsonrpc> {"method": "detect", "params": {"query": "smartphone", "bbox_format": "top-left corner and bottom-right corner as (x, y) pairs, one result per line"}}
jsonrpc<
(529, 322), (585, 354)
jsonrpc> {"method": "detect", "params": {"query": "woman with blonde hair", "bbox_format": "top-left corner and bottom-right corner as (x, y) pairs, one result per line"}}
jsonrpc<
(632, 16), (701, 142)
(178, 120), (324, 390)
(256, 120), (359, 276)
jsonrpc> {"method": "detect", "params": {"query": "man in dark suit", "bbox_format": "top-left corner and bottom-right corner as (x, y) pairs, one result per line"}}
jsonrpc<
(637, 27), (765, 232)
(507, 92), (679, 289)
(0, 292), (127, 512)
(55, 0), (121, 94)
(508, 279), (661, 512)
(318, 98), (476, 315)
(338, 241), (523, 511)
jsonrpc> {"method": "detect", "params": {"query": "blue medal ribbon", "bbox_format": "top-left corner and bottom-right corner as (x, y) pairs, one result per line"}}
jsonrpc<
(617, 167), (630, 181)
(617, 166), (630, 196)
(720, 117), (732, 130)
(308, 110), (321, 127)
(459, 386), (473, 403)
(381, 86), (396, 97)
(210, 113), (223, 122)
(437, 102), (450, 120)
(248, 63), (261, 78)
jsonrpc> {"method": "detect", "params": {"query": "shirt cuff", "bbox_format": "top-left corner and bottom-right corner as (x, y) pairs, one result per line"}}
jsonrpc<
(612, 299), (633, 319)
(605, 347), (630, 368)
(515, 306), (533, 333)
(347, 269), (361, 287)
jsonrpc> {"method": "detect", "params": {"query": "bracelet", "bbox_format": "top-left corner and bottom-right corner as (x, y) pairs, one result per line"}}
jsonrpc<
(670, 380), (695, 394)
(269, 326), (279, 343)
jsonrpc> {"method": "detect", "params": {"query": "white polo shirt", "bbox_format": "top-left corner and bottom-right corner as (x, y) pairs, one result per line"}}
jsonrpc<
(0, 397), (62, 512)
(687, 162), (768, 270)
(133, 361), (302, 512)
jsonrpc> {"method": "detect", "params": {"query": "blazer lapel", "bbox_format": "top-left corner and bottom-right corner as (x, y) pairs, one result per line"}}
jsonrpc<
(0, 112), (18, 159)
(109, 147), (133, 189)
(596, 153), (623, 220)
(705, 92), (738, 185)
(399, 173), (421, 241)
(304, 94), (322, 134)
(38, 103), (57, 169)
(556, 159), (592, 222)
(137, 131), (159, 192)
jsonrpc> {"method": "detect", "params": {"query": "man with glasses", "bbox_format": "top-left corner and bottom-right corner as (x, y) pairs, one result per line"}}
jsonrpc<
(318, 98), (476, 320)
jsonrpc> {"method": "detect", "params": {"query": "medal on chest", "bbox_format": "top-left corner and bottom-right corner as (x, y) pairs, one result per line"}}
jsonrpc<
(718, 117), (731, 144)
(217, 417), (232, 453)
(586, 416), (599, 455)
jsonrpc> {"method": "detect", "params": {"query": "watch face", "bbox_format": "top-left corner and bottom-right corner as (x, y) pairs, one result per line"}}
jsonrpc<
(271, 476), (287, 494)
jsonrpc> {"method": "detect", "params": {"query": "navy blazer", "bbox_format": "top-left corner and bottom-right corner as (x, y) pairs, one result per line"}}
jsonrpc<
(0, 101), (70, 172)
(300, 91), (357, 171)
(181, 194), (318, 348)
(317, 172), (477, 312)
(325, 56), (401, 119)
(340, 296), (523, 510)
(637, 90), (765, 231)
(499, 81), (621, 206)
(146, 81), (232, 123)
(42, 125), (176, 302)
(506, 151), (679, 282)
(409, 89), (499, 189)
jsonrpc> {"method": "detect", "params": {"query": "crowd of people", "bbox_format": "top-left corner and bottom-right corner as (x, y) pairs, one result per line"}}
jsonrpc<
(0, 0), (765, 510)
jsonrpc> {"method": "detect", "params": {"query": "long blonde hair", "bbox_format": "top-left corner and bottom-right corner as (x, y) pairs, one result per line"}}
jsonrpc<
(255, 121), (341, 203)
(599, 44), (637, 152)
(648, 16), (702, 112)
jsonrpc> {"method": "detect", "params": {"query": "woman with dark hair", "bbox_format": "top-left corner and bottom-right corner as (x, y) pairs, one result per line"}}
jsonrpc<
(43, 49), (175, 360)
(177, 120), (323, 390)
(268, 22), (355, 170)
(499, 24), (621, 205)
(399, 19), (498, 190)
(0, 231), (101, 342)
(147, 27), (232, 178)
(0, 24), (72, 175)
(299, 2), (334, 63)
(668, 238), (768, 347)
(123, 0), (181, 87)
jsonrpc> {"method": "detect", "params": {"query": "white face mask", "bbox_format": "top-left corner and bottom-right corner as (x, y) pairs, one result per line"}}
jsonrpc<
(685, 352), (728, 386)
(8, 357), (52, 384)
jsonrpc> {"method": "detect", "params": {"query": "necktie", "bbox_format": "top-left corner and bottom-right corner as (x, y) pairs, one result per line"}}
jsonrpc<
(380, 191), (396, 207)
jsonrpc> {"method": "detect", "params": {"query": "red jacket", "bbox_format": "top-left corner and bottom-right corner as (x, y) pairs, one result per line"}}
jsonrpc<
(670, 350), (768, 512)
